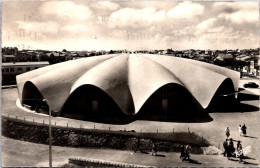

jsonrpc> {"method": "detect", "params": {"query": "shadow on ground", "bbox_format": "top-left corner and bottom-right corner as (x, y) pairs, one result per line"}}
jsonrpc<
(238, 93), (259, 101)
(244, 135), (258, 139)
(62, 112), (213, 125)
(182, 159), (202, 164)
(225, 155), (258, 166)
(209, 102), (259, 113)
(208, 92), (259, 113)
(154, 154), (165, 157)
(188, 159), (202, 164)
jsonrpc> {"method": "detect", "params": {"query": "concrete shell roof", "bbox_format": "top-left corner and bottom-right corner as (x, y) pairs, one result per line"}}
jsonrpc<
(17, 54), (240, 115)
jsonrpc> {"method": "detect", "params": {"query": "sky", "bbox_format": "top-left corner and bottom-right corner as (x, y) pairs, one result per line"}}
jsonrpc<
(1, 1), (259, 51)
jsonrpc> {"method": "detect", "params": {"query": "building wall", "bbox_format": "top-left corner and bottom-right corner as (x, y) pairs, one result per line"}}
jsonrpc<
(2, 64), (49, 85)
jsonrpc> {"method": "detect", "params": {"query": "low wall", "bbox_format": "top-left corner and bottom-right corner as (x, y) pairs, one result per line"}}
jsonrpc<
(2, 116), (209, 154)
(67, 157), (152, 168)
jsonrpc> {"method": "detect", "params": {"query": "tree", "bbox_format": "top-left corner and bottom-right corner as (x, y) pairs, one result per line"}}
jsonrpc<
(109, 50), (114, 54)
(89, 53), (95, 56)
(62, 49), (67, 52)
(236, 60), (247, 70)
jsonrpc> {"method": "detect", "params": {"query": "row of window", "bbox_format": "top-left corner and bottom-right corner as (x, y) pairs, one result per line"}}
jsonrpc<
(2, 66), (38, 73)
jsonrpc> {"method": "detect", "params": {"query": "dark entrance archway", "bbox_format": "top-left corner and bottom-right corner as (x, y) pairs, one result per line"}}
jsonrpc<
(60, 85), (134, 124)
(22, 81), (46, 111)
(136, 84), (212, 123)
(207, 78), (236, 112)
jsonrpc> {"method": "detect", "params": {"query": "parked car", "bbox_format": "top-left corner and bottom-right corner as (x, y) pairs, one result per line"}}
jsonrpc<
(243, 82), (259, 88)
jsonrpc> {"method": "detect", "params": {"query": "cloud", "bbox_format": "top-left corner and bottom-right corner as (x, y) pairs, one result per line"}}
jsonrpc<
(1, 1), (258, 50)
(213, 2), (257, 11)
(40, 1), (92, 20)
(15, 21), (59, 34)
(207, 26), (225, 33)
(109, 7), (165, 28)
(61, 24), (88, 33)
(90, 1), (120, 11)
(197, 18), (217, 32)
(218, 11), (258, 24)
(195, 18), (226, 35)
(214, 2), (258, 24)
(167, 2), (204, 18)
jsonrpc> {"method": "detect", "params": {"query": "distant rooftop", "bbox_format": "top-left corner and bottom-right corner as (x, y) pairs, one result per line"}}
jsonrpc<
(2, 62), (49, 67)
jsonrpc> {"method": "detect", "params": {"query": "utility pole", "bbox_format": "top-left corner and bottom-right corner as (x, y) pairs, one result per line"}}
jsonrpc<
(43, 99), (52, 168)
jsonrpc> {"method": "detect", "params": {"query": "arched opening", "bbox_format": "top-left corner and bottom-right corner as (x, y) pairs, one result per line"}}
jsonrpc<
(136, 83), (211, 123)
(22, 81), (47, 111)
(207, 78), (237, 112)
(60, 85), (134, 124)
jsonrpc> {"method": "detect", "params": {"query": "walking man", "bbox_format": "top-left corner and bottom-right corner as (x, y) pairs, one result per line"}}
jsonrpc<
(229, 138), (235, 155)
(185, 145), (191, 160)
(180, 144), (186, 161)
(223, 139), (228, 157)
(151, 140), (157, 156)
(134, 137), (141, 153)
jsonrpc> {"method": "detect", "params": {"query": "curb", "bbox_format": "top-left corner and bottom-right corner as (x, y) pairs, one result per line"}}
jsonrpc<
(69, 156), (154, 168)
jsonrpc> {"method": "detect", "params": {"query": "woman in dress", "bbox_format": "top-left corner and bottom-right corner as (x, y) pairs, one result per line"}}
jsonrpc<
(239, 125), (242, 136)
(242, 124), (247, 136)
(237, 141), (243, 163)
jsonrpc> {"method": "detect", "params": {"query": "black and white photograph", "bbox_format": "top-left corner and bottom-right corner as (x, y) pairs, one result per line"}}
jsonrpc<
(1, 0), (260, 167)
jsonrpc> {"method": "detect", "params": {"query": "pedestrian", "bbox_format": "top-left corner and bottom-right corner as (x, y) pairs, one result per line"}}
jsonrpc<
(180, 144), (186, 161)
(225, 127), (230, 138)
(226, 144), (231, 160)
(229, 138), (235, 155)
(184, 145), (190, 160)
(241, 123), (247, 137)
(237, 141), (243, 163)
(239, 125), (242, 136)
(223, 139), (228, 157)
(35, 103), (39, 112)
(151, 140), (157, 156)
(134, 137), (141, 153)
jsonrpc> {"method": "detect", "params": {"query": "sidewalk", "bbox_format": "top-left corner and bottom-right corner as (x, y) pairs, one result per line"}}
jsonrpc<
(2, 137), (259, 167)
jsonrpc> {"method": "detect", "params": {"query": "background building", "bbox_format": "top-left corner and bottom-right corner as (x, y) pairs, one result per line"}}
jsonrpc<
(2, 62), (49, 85)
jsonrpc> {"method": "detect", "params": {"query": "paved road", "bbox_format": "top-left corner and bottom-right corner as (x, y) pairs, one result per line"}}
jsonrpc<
(239, 78), (259, 95)
(2, 136), (259, 167)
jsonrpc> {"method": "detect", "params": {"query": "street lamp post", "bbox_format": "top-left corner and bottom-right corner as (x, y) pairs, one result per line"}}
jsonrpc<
(43, 99), (52, 168)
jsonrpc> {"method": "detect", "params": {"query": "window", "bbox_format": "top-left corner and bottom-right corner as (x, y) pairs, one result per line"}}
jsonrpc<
(5, 68), (9, 72)
(10, 68), (14, 72)
(26, 67), (30, 71)
(18, 68), (22, 71)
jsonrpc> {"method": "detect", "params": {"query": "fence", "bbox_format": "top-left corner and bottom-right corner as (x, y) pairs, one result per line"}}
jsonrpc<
(1, 113), (184, 134)
(1, 85), (17, 89)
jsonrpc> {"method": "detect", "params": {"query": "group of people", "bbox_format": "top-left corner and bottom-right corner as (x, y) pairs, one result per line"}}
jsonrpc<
(224, 124), (247, 164)
(134, 138), (158, 156)
(239, 124), (247, 137)
(225, 124), (247, 139)
(134, 138), (191, 161)
(223, 138), (243, 163)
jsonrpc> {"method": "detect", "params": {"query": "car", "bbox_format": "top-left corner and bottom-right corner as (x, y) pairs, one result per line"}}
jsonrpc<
(243, 82), (259, 88)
